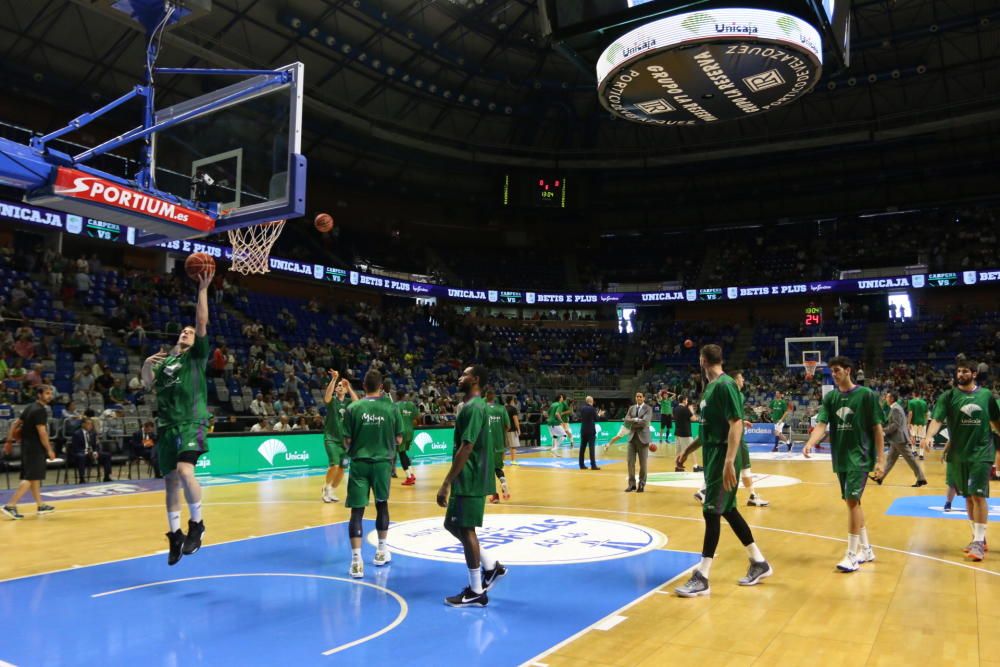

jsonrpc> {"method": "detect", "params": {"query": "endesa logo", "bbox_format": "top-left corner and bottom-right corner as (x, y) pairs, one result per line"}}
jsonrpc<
(52, 168), (214, 232)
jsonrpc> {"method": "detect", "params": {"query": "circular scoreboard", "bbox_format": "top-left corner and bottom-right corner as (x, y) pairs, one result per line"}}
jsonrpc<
(596, 8), (823, 126)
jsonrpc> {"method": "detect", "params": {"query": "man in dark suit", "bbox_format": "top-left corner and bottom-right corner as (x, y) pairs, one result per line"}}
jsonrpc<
(130, 420), (161, 478)
(70, 417), (112, 483)
(624, 392), (653, 492)
(578, 396), (600, 470)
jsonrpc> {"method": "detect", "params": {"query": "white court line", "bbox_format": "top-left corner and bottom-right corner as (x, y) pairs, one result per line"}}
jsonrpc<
(92, 572), (407, 657)
(0, 520), (348, 584)
(24, 498), (999, 578)
(591, 614), (629, 631)
(518, 562), (696, 667)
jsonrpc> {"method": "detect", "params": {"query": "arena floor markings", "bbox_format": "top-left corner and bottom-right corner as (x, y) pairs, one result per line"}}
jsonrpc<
(0, 519), (699, 666)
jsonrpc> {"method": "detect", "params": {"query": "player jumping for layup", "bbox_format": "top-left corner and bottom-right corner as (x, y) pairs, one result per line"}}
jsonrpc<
(142, 267), (214, 566)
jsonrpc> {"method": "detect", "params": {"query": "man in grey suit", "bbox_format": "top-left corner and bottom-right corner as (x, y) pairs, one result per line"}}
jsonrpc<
(872, 390), (926, 487)
(624, 391), (653, 492)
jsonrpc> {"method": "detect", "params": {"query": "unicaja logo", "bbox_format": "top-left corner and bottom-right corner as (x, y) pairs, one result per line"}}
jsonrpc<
(836, 407), (854, 421)
(414, 431), (433, 453)
(959, 404), (982, 418)
(258, 438), (288, 465)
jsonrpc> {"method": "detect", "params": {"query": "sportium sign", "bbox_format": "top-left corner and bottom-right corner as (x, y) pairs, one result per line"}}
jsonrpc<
(596, 8), (823, 124)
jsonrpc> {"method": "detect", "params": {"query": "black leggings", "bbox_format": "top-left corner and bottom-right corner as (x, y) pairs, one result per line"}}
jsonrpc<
(702, 508), (755, 558)
(398, 450), (411, 470)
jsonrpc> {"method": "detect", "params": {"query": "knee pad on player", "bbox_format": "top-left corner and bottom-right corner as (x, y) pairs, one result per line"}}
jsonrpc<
(375, 501), (389, 532)
(349, 507), (365, 538)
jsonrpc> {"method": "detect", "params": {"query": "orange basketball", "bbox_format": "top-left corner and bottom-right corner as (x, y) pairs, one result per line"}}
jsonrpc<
(649, 443), (657, 452)
(314, 212), (334, 233)
(683, 339), (694, 349)
(184, 252), (215, 280)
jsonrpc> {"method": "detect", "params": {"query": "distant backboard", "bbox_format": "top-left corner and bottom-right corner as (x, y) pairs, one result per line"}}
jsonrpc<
(150, 61), (304, 238)
(784, 336), (839, 369)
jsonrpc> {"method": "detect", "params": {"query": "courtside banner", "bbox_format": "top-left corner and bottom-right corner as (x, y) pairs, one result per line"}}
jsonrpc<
(51, 167), (215, 232)
(198, 432), (326, 476)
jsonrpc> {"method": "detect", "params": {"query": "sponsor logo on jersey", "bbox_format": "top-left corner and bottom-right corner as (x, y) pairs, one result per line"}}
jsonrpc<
(835, 407), (854, 421)
(372, 514), (666, 565)
(960, 403), (983, 417)
(361, 412), (387, 424)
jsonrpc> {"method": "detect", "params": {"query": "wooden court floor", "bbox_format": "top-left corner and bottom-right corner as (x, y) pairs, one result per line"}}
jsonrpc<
(3, 445), (999, 667)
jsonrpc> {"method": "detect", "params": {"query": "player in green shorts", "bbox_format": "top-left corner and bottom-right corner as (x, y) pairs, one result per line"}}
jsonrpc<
(803, 355), (886, 573)
(321, 371), (357, 503)
(437, 365), (508, 607)
(395, 391), (419, 486)
(921, 359), (1000, 561)
(485, 389), (512, 504)
(687, 371), (769, 507)
(343, 370), (402, 579)
(907, 392), (929, 459)
(141, 266), (214, 566)
(769, 391), (792, 452)
(675, 345), (772, 598)
(658, 389), (676, 444)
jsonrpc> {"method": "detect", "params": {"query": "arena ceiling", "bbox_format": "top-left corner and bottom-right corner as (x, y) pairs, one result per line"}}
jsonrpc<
(0, 1), (999, 221)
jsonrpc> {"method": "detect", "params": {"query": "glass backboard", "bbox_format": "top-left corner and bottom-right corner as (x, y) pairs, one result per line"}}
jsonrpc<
(149, 62), (303, 236)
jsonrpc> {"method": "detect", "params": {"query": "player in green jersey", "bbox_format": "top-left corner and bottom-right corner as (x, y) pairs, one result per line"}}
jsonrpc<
(547, 394), (571, 455)
(395, 391), (419, 486)
(321, 371), (358, 503)
(485, 389), (512, 504)
(803, 356), (886, 573)
(908, 392), (929, 459)
(343, 370), (403, 578)
(675, 345), (772, 598)
(921, 360), (1000, 561)
(141, 267), (214, 566)
(658, 389), (676, 444)
(769, 391), (792, 452)
(437, 365), (507, 608)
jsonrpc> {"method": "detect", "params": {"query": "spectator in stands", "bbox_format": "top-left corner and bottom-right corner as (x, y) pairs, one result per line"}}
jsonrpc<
(249, 392), (267, 417)
(94, 367), (116, 405)
(7, 358), (26, 384)
(125, 317), (146, 345)
(108, 378), (127, 405)
(272, 415), (292, 432)
(293, 416), (309, 430)
(250, 416), (270, 432)
(13, 334), (35, 360)
(74, 270), (92, 301)
(210, 345), (227, 378)
(24, 363), (43, 388)
(69, 417), (112, 483)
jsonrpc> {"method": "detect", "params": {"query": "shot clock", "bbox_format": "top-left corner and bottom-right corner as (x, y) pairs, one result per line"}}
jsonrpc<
(804, 304), (823, 327)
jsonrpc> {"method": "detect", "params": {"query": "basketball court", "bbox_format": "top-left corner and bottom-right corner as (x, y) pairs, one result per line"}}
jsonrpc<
(3, 444), (998, 666)
(0, 1), (998, 665)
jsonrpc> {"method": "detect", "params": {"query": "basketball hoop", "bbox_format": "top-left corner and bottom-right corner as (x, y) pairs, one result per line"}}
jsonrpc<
(804, 360), (818, 381)
(227, 220), (285, 275)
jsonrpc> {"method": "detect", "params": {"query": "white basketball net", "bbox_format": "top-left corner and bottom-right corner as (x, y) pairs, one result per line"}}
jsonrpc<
(227, 220), (285, 275)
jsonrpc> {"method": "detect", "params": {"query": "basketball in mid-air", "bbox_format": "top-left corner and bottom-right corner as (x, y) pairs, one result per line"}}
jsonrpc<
(683, 339), (694, 349)
(314, 212), (334, 233)
(184, 252), (215, 280)
(649, 443), (657, 452)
